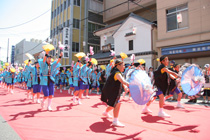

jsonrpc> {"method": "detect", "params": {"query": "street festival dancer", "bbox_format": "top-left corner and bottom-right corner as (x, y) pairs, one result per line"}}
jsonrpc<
(39, 50), (62, 111)
(101, 60), (129, 127)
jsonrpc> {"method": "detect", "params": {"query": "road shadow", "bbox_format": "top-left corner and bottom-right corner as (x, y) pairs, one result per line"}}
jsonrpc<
(141, 114), (180, 126)
(170, 125), (200, 133)
(8, 109), (46, 121)
(55, 103), (78, 111)
(116, 130), (145, 140)
(89, 118), (125, 136)
(91, 102), (107, 108)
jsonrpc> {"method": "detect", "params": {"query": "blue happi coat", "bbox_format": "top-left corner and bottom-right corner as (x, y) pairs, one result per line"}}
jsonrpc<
(73, 63), (80, 87)
(92, 72), (101, 87)
(25, 64), (41, 85)
(39, 60), (61, 86)
(80, 64), (89, 85)
(66, 71), (73, 85)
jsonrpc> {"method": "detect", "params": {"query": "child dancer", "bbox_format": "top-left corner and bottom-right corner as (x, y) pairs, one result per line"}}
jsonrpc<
(91, 68), (101, 95)
(26, 72), (33, 99)
(164, 64), (184, 108)
(26, 61), (42, 103)
(39, 51), (62, 111)
(67, 67), (74, 95)
(101, 60), (129, 127)
(142, 56), (179, 118)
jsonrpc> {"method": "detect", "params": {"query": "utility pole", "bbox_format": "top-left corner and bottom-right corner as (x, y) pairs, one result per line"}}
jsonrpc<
(7, 38), (9, 63)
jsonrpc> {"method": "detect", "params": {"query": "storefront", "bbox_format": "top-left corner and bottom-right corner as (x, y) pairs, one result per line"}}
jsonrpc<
(161, 42), (210, 67)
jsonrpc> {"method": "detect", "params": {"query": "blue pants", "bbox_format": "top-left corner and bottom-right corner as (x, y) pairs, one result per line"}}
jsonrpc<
(42, 80), (54, 97)
(169, 87), (181, 95)
(33, 84), (42, 93)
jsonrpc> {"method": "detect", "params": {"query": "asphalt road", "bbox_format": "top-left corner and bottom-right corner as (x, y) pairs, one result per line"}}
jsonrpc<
(0, 114), (21, 140)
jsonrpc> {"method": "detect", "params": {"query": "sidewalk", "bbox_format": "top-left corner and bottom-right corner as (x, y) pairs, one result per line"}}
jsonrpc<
(0, 114), (21, 140)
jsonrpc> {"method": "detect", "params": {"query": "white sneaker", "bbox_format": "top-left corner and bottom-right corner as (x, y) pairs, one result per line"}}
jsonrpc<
(78, 100), (82, 105)
(60, 89), (62, 93)
(73, 96), (76, 103)
(36, 99), (41, 104)
(129, 97), (132, 100)
(11, 90), (14, 94)
(97, 92), (99, 95)
(122, 92), (126, 98)
(47, 106), (52, 111)
(102, 112), (113, 118)
(41, 101), (45, 109)
(176, 104), (185, 108)
(32, 97), (35, 103)
(142, 107), (152, 114)
(86, 95), (90, 99)
(112, 121), (125, 127)
(158, 111), (170, 118)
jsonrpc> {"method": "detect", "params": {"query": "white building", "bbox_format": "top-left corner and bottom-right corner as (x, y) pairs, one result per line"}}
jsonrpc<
(14, 39), (45, 64)
(93, 13), (158, 68)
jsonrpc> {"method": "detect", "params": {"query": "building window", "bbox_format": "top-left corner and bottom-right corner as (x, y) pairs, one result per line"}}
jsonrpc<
(73, 19), (80, 29)
(74, 0), (80, 6)
(64, 1), (66, 9)
(16, 49), (19, 54)
(51, 11), (53, 19)
(88, 22), (104, 32)
(67, 20), (70, 27)
(54, 9), (56, 17)
(166, 3), (188, 31)
(68, 0), (71, 6)
(129, 40), (133, 51)
(60, 4), (63, 12)
(57, 7), (59, 15)
(88, 45), (100, 53)
(72, 42), (79, 52)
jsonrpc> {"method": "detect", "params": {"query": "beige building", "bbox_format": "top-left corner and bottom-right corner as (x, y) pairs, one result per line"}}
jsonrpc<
(103, 0), (156, 24)
(156, 0), (210, 67)
(92, 0), (158, 67)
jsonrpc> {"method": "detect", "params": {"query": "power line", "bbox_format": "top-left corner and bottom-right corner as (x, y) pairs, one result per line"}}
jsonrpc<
(16, 1), (130, 58)
(16, 1), (155, 59)
(129, 0), (156, 14)
(0, 9), (50, 30)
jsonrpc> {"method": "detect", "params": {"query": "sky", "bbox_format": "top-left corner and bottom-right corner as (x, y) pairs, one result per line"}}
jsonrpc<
(0, 0), (52, 62)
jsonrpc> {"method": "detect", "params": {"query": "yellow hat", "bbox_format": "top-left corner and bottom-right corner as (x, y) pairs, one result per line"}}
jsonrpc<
(100, 65), (106, 70)
(137, 59), (146, 65)
(5, 63), (9, 66)
(10, 68), (16, 73)
(24, 59), (29, 65)
(75, 52), (86, 59)
(42, 44), (55, 52)
(120, 52), (128, 59)
(90, 58), (98, 65)
(19, 67), (23, 70)
(110, 59), (114, 63)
